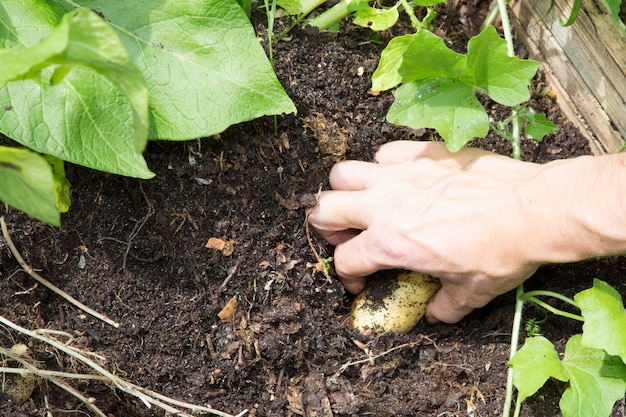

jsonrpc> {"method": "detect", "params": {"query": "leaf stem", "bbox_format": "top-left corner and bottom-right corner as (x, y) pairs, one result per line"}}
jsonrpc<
(520, 290), (578, 308)
(399, 0), (422, 29)
(480, 4), (501, 31)
(523, 297), (584, 322)
(264, 0), (277, 65)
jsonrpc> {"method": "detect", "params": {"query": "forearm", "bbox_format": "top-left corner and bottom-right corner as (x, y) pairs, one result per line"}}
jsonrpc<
(521, 153), (626, 264)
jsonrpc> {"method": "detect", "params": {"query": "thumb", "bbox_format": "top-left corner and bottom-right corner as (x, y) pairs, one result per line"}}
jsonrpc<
(425, 287), (476, 324)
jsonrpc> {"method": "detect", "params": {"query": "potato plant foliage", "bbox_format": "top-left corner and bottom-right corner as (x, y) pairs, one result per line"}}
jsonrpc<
(0, 0), (295, 225)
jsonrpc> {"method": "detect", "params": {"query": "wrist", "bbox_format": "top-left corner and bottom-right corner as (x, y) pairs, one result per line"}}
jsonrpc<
(519, 154), (626, 265)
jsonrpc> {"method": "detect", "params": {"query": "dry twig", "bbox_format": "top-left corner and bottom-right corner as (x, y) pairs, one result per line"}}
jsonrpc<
(0, 216), (120, 328)
(0, 315), (248, 417)
(333, 337), (427, 377)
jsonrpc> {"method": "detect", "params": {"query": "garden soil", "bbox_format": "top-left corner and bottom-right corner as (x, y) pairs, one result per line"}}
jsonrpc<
(1, 2), (625, 416)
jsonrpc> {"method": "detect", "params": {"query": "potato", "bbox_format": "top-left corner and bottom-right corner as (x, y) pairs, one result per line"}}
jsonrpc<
(352, 270), (441, 334)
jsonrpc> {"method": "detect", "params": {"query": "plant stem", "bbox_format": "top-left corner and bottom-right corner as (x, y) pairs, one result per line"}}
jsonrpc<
(493, 4), (525, 415)
(511, 112), (521, 160)
(276, 10), (312, 41)
(264, 0), (279, 134)
(494, 0), (523, 160)
(399, 0), (422, 29)
(308, 0), (384, 30)
(521, 289), (578, 308)
(307, 0), (355, 30)
(264, 0), (276, 65)
(524, 297), (584, 322)
(297, 0), (328, 17)
(502, 284), (525, 417)
(480, 3), (501, 31)
(496, 0), (515, 56)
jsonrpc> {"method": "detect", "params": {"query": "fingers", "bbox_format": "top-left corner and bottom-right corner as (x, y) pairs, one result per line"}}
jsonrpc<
(332, 142), (455, 187)
(308, 189), (370, 232)
(425, 288), (477, 324)
(331, 230), (384, 293)
(313, 228), (359, 246)
(375, 141), (449, 164)
(328, 160), (382, 191)
(339, 275), (367, 295)
(375, 141), (510, 172)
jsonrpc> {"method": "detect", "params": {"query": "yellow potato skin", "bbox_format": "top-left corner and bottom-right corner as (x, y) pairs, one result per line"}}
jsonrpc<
(352, 271), (441, 334)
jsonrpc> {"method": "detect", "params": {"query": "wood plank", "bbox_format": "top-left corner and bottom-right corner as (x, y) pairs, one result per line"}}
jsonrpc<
(510, 0), (626, 154)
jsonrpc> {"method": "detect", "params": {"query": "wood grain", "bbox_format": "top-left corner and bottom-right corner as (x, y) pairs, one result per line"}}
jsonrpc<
(510, 0), (626, 154)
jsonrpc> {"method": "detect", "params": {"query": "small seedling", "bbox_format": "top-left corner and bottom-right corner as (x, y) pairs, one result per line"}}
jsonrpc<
(319, 256), (334, 278)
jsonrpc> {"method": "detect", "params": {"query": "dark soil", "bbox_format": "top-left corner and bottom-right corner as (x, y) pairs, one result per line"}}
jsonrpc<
(2, 2), (625, 417)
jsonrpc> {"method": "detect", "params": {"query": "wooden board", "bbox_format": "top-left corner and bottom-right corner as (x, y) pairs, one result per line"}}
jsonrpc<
(510, 0), (626, 154)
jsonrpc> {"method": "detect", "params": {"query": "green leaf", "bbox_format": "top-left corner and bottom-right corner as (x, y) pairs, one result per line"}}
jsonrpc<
(0, 146), (60, 226)
(462, 26), (538, 107)
(412, 0), (447, 5)
(561, 0), (582, 26)
(560, 334), (626, 417)
(277, 0), (324, 16)
(511, 334), (626, 417)
(576, 279), (626, 363)
(510, 336), (569, 402)
(44, 155), (71, 213)
(604, 0), (622, 22)
(0, 0), (295, 179)
(0, 4), (152, 178)
(371, 33), (414, 92)
(521, 112), (559, 141)
(387, 78), (488, 152)
(398, 30), (467, 83)
(353, 6), (399, 31)
(345, 0), (371, 13)
(78, 0), (296, 140)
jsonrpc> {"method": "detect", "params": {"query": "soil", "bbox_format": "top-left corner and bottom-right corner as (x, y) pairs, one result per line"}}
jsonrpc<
(1, 2), (625, 417)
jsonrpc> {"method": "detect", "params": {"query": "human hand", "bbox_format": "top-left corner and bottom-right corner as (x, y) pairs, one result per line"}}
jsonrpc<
(308, 141), (545, 323)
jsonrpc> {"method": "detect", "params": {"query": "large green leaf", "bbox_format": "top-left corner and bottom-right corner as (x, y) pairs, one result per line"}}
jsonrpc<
(510, 336), (569, 402)
(371, 33), (414, 93)
(376, 26), (539, 152)
(0, 146), (60, 226)
(398, 30), (467, 83)
(72, 0), (296, 140)
(0, 3), (152, 178)
(511, 334), (626, 417)
(387, 78), (488, 151)
(0, 0), (295, 178)
(462, 26), (538, 107)
(560, 335), (626, 417)
(576, 279), (626, 363)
